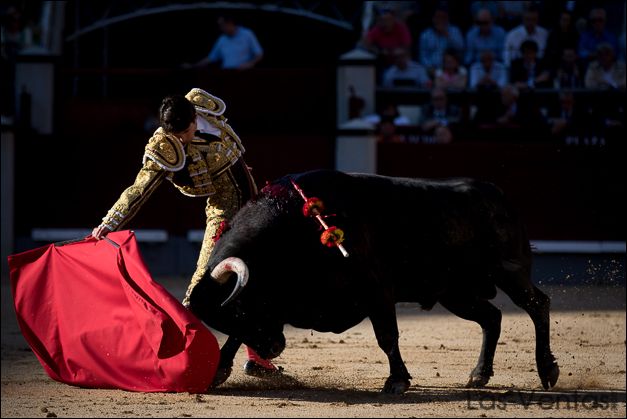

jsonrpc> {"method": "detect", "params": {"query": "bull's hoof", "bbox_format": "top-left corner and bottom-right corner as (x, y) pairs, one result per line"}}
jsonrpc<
(539, 362), (560, 390)
(465, 374), (491, 388)
(211, 366), (232, 388)
(465, 366), (493, 388)
(382, 377), (411, 394)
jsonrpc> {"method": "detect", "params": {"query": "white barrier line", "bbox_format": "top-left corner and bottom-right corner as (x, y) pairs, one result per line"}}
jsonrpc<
(31, 228), (168, 243)
(531, 240), (625, 254)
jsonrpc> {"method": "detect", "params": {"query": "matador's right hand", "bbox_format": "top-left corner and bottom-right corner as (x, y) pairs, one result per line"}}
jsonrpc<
(91, 225), (111, 240)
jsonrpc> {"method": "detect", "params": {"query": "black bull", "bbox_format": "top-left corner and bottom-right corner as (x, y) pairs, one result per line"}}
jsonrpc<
(189, 170), (560, 393)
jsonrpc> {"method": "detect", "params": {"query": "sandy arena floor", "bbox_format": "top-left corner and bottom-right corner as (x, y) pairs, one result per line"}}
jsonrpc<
(2, 277), (625, 418)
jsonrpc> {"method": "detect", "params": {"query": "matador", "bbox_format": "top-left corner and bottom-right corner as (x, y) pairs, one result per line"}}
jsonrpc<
(92, 88), (281, 376)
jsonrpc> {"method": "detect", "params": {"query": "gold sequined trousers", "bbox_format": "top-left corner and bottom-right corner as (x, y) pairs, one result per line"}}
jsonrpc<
(182, 160), (257, 307)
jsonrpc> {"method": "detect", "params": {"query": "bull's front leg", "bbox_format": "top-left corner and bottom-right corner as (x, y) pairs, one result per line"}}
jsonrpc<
(369, 303), (412, 394)
(211, 335), (242, 387)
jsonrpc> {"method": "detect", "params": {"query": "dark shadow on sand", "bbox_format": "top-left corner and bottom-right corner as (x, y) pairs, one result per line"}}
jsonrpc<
(211, 376), (626, 408)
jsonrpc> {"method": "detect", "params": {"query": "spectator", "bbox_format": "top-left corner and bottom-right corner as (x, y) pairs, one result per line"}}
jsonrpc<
(362, 8), (412, 68)
(470, 1), (500, 20)
(432, 125), (454, 144)
(420, 87), (462, 137)
(381, 47), (431, 88)
(509, 39), (551, 89)
(187, 14), (263, 70)
(418, 8), (464, 76)
(493, 84), (547, 137)
(363, 102), (411, 127)
(552, 47), (585, 89)
(469, 49), (508, 89)
(376, 115), (404, 143)
(464, 8), (506, 66)
(545, 10), (580, 70)
(494, 84), (521, 127)
(496, 1), (529, 30)
(584, 43), (626, 89)
(1, 5), (32, 56)
(578, 8), (619, 63)
(434, 49), (468, 90)
(547, 90), (590, 138)
(503, 5), (549, 67)
(369, 1), (417, 23)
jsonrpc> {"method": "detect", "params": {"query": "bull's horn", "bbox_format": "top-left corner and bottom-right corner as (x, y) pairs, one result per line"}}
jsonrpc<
(211, 257), (249, 307)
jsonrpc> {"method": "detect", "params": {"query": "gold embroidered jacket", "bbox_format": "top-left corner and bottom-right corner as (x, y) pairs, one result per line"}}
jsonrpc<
(100, 113), (244, 231)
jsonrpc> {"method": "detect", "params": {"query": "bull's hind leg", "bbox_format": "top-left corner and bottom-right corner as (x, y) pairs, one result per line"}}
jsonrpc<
(439, 295), (502, 387)
(497, 276), (559, 389)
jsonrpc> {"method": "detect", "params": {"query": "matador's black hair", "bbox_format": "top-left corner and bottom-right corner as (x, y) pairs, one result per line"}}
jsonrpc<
(159, 95), (196, 133)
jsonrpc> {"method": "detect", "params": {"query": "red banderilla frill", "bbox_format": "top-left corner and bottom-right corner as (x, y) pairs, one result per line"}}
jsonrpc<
(290, 179), (349, 258)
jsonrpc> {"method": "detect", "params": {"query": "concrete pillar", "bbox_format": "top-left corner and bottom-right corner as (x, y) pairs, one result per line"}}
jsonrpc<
(336, 48), (376, 126)
(15, 58), (55, 134)
(335, 120), (377, 174)
(335, 48), (377, 174)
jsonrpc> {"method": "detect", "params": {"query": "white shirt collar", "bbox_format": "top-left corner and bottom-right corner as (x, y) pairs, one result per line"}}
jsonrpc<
(195, 115), (221, 137)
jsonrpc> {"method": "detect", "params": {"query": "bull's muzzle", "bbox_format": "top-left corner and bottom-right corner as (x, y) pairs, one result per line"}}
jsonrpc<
(210, 257), (249, 307)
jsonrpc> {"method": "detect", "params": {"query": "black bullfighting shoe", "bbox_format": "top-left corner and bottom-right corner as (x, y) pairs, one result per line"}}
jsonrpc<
(243, 360), (284, 378)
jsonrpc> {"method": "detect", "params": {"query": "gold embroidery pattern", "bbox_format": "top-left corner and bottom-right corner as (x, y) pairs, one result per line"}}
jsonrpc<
(182, 170), (242, 307)
(101, 160), (166, 231)
(98, 102), (252, 307)
(185, 88), (226, 116)
(169, 134), (241, 197)
(143, 129), (185, 171)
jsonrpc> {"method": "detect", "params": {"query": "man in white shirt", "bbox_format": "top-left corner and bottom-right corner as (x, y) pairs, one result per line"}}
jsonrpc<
(503, 6), (548, 67)
(469, 50), (508, 89)
(188, 15), (264, 70)
(382, 48), (431, 88)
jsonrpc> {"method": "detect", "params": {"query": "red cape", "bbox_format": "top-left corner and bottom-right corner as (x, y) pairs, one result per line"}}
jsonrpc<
(7, 230), (219, 393)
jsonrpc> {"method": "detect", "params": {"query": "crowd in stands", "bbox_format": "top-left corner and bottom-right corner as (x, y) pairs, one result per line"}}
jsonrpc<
(359, 1), (626, 145)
